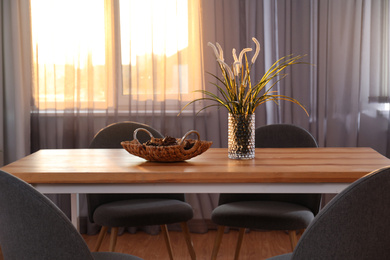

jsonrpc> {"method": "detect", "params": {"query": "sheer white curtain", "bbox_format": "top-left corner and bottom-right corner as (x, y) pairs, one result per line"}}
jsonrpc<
(30, 0), (207, 154)
(200, 0), (390, 217)
(314, 0), (390, 154)
(0, 0), (31, 166)
(201, 0), (318, 147)
(202, 0), (390, 151)
(30, 0), (208, 233)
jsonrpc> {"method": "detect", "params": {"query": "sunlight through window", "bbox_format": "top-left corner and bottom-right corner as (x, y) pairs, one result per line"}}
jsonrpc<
(119, 0), (190, 98)
(120, 0), (188, 65)
(31, 0), (105, 66)
(31, 0), (201, 111)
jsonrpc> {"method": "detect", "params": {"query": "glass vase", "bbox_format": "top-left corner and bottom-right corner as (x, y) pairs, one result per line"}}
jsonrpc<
(228, 113), (255, 159)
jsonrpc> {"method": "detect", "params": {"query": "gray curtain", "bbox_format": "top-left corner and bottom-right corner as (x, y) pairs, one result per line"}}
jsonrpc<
(197, 0), (390, 224)
(202, 0), (389, 151)
(0, 0), (31, 165)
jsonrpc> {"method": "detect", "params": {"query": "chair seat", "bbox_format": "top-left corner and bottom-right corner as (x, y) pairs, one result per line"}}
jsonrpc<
(211, 201), (315, 230)
(94, 198), (194, 227)
(92, 252), (143, 260)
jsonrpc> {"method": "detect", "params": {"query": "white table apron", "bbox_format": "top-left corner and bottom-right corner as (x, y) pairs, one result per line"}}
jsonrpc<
(34, 182), (350, 230)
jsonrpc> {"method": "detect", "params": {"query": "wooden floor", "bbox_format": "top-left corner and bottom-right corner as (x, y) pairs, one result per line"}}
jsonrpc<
(82, 229), (297, 260)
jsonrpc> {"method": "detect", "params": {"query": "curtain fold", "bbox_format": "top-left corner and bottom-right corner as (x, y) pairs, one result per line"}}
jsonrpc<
(0, 0), (31, 165)
(202, 0), (389, 151)
(0, 0), (3, 166)
(30, 0), (207, 150)
(201, 0), (390, 213)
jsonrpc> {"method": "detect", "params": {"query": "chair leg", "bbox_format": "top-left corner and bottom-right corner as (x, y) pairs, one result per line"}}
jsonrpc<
(109, 227), (119, 252)
(180, 222), (196, 260)
(234, 228), (246, 260)
(161, 224), (174, 260)
(94, 226), (108, 252)
(211, 225), (225, 260)
(288, 230), (298, 251)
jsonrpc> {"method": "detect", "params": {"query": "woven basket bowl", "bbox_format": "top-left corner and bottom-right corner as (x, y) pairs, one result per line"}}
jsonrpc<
(121, 128), (213, 162)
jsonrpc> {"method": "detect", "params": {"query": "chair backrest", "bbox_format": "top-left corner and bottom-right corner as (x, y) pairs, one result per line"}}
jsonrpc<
(219, 124), (321, 215)
(89, 121), (164, 148)
(87, 121), (185, 223)
(292, 166), (390, 259)
(0, 170), (94, 260)
(255, 124), (318, 148)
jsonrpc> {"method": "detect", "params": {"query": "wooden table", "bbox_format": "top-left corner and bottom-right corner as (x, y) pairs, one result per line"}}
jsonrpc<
(2, 147), (390, 229)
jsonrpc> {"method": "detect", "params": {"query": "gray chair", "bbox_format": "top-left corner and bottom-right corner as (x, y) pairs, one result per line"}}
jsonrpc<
(268, 166), (390, 260)
(0, 169), (142, 260)
(211, 124), (322, 260)
(87, 121), (196, 260)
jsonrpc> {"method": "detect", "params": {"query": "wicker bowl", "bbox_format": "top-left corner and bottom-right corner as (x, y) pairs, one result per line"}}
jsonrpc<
(121, 128), (213, 162)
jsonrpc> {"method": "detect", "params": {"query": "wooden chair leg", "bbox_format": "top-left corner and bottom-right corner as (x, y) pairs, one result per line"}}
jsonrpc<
(234, 228), (246, 260)
(161, 224), (174, 260)
(180, 222), (196, 260)
(94, 226), (108, 252)
(288, 230), (298, 251)
(109, 227), (119, 252)
(211, 226), (225, 260)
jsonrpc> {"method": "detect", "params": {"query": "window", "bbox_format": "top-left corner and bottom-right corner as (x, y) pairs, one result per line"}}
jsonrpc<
(30, 0), (203, 111)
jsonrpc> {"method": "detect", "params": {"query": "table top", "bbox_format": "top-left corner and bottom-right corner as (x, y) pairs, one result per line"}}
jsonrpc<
(1, 147), (390, 185)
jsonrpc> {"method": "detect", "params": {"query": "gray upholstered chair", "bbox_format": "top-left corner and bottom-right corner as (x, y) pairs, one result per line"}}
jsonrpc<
(87, 121), (196, 260)
(211, 124), (322, 260)
(268, 166), (390, 260)
(0, 169), (142, 260)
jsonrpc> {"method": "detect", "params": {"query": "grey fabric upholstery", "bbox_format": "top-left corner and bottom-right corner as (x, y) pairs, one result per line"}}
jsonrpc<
(87, 193), (188, 224)
(212, 124), (321, 230)
(92, 252), (143, 260)
(212, 201), (315, 230)
(87, 121), (193, 227)
(0, 170), (142, 260)
(254, 124), (318, 148)
(268, 166), (390, 260)
(89, 121), (164, 148)
(93, 199), (194, 227)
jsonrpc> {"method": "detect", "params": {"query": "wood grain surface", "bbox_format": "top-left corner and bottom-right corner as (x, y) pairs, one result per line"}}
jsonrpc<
(2, 148), (390, 184)
(82, 229), (296, 260)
